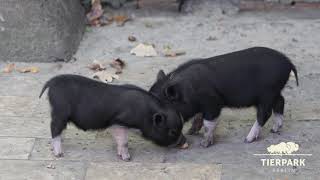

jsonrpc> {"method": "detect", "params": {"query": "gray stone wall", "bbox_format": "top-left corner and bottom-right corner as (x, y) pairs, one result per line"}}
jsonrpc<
(0, 0), (85, 62)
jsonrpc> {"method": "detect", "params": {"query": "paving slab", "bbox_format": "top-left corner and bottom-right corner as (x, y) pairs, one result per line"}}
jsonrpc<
(0, 96), (38, 117)
(0, 160), (85, 180)
(164, 139), (319, 164)
(0, 75), (41, 97)
(164, 142), (319, 180)
(221, 164), (320, 180)
(85, 162), (222, 180)
(0, 116), (50, 138)
(0, 116), (96, 139)
(33, 98), (52, 118)
(31, 130), (166, 162)
(290, 101), (320, 121)
(213, 118), (320, 144)
(0, 137), (35, 159)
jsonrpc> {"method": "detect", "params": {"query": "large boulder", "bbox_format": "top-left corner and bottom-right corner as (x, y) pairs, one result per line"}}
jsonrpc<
(0, 0), (85, 62)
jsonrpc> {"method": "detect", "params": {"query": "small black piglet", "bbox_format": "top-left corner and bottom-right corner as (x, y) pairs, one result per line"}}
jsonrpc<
(39, 74), (186, 161)
(150, 47), (299, 147)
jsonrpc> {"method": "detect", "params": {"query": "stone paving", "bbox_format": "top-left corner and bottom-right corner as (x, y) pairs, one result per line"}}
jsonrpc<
(0, 1), (320, 179)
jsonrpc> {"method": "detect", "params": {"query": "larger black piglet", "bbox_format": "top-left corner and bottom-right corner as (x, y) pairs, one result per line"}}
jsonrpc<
(150, 47), (299, 147)
(39, 74), (185, 161)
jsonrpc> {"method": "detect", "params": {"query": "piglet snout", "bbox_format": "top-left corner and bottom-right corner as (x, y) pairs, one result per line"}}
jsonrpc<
(176, 134), (189, 149)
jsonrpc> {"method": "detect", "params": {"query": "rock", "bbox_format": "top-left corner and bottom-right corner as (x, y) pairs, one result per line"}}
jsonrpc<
(0, 0), (85, 62)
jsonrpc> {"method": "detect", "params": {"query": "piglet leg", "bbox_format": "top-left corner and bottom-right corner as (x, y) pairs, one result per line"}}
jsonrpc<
(187, 113), (203, 135)
(51, 135), (63, 157)
(200, 119), (219, 148)
(110, 125), (131, 161)
(244, 121), (261, 143)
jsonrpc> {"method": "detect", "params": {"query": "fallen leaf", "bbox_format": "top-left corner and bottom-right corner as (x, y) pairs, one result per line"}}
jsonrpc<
(100, 15), (113, 26)
(163, 49), (186, 57)
(110, 58), (125, 74)
(90, 19), (101, 27)
(0, 14), (4, 22)
(206, 36), (218, 41)
(86, 0), (104, 26)
(163, 45), (171, 50)
(2, 63), (15, 73)
(144, 22), (153, 28)
(46, 163), (56, 169)
(113, 15), (131, 26)
(128, 35), (136, 42)
(92, 71), (119, 83)
(88, 60), (106, 71)
(130, 43), (158, 57)
(17, 66), (39, 73)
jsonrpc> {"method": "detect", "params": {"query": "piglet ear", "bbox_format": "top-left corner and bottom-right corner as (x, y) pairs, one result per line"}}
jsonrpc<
(164, 84), (179, 101)
(157, 70), (166, 81)
(153, 113), (166, 127)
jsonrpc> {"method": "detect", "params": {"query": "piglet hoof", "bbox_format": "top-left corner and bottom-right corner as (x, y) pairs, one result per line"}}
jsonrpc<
(53, 152), (64, 158)
(52, 148), (63, 158)
(244, 138), (251, 143)
(270, 129), (281, 135)
(200, 138), (213, 148)
(270, 129), (277, 133)
(244, 136), (258, 143)
(118, 153), (131, 162)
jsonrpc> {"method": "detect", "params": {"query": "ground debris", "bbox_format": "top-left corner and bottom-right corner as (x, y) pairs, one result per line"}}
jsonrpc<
(46, 163), (56, 169)
(163, 45), (186, 57)
(2, 63), (15, 73)
(88, 60), (107, 71)
(110, 58), (125, 74)
(206, 36), (218, 41)
(130, 43), (157, 57)
(92, 71), (119, 83)
(17, 66), (39, 73)
(113, 15), (131, 26)
(128, 35), (137, 42)
(163, 49), (186, 57)
(86, 0), (104, 27)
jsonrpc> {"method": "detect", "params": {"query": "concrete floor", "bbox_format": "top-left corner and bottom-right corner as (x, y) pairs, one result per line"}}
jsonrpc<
(0, 0), (320, 179)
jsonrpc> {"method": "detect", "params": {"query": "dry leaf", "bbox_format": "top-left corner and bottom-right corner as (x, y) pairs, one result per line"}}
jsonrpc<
(86, 0), (104, 26)
(88, 60), (106, 71)
(130, 43), (158, 57)
(90, 19), (101, 27)
(2, 63), (15, 73)
(92, 71), (119, 83)
(164, 49), (186, 57)
(46, 163), (56, 169)
(17, 66), (39, 73)
(100, 15), (113, 26)
(110, 58), (125, 74)
(128, 36), (136, 42)
(113, 15), (131, 26)
(206, 36), (217, 41)
(0, 14), (4, 22)
(144, 22), (153, 28)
